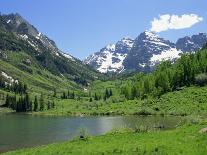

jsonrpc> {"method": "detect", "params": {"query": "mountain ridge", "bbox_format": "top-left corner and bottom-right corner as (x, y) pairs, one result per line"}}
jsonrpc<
(0, 13), (102, 92)
(85, 31), (207, 73)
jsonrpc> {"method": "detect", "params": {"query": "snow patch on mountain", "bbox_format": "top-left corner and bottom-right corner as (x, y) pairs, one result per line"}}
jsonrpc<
(145, 31), (160, 41)
(62, 52), (75, 61)
(96, 51), (127, 73)
(120, 37), (134, 48)
(19, 34), (29, 40)
(19, 34), (39, 51)
(7, 19), (11, 24)
(84, 38), (134, 73)
(92, 43), (127, 73)
(1, 71), (18, 84)
(105, 44), (115, 51)
(35, 32), (42, 40)
(150, 48), (182, 66)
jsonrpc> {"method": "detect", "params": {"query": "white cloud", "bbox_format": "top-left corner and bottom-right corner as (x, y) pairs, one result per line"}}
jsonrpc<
(150, 14), (203, 33)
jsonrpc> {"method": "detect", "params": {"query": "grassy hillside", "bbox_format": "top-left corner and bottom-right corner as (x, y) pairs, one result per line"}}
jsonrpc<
(32, 84), (207, 116)
(0, 13), (104, 95)
(0, 15), (105, 110)
(3, 121), (207, 155)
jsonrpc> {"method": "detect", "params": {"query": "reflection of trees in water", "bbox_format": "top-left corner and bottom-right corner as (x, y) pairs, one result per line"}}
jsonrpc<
(121, 116), (181, 130)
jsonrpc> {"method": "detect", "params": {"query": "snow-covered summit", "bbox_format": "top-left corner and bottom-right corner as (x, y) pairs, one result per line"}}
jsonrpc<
(85, 31), (207, 73)
(84, 37), (134, 73)
(105, 44), (116, 51)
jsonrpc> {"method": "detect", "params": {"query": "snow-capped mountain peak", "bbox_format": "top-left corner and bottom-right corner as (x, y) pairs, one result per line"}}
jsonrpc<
(85, 31), (207, 73)
(84, 37), (134, 73)
(144, 30), (159, 41)
(119, 37), (134, 48)
(105, 44), (116, 51)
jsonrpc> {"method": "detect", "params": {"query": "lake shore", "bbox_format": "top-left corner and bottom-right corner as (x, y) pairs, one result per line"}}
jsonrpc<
(3, 121), (207, 155)
(0, 114), (184, 154)
(0, 108), (14, 114)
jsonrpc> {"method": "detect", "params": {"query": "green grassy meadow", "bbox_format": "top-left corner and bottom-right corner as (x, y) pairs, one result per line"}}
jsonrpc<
(34, 85), (207, 117)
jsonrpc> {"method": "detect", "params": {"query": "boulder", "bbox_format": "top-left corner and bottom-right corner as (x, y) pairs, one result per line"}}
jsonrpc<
(199, 127), (207, 133)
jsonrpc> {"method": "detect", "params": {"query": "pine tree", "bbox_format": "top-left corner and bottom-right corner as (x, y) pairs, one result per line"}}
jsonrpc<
(53, 88), (57, 97)
(105, 88), (109, 98)
(47, 101), (51, 110)
(39, 94), (44, 111)
(109, 89), (112, 97)
(10, 95), (17, 110)
(94, 93), (98, 100)
(23, 84), (27, 93)
(29, 101), (33, 112)
(131, 86), (137, 99)
(33, 96), (38, 112)
(104, 94), (107, 101)
(21, 96), (27, 112)
(52, 101), (55, 109)
(5, 94), (10, 107)
(62, 92), (66, 99)
(71, 91), (75, 99)
(25, 93), (30, 111)
(67, 90), (70, 98)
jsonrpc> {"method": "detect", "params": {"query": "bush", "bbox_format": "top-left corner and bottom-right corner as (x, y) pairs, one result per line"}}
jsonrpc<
(78, 128), (89, 140)
(195, 74), (207, 86)
(134, 108), (152, 115)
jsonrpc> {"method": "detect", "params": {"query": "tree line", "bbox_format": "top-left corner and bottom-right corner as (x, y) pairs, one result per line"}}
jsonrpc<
(121, 47), (207, 100)
(4, 93), (55, 112)
(60, 88), (113, 102)
(61, 90), (75, 99)
(90, 88), (113, 102)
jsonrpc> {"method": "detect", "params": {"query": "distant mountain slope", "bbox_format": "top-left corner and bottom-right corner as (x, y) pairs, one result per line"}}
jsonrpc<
(0, 13), (102, 92)
(85, 31), (207, 73)
(176, 33), (207, 52)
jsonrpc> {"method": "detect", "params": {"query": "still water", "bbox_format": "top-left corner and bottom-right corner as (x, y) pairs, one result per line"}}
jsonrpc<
(0, 114), (182, 153)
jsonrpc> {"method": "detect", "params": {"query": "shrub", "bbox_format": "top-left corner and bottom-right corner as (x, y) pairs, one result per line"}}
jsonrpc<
(195, 74), (207, 86)
(78, 128), (89, 140)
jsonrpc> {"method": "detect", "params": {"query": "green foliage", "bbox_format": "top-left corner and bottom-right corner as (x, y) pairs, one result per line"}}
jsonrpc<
(39, 94), (44, 111)
(33, 96), (38, 112)
(121, 48), (207, 99)
(195, 73), (207, 86)
(4, 122), (207, 155)
(0, 74), (27, 94)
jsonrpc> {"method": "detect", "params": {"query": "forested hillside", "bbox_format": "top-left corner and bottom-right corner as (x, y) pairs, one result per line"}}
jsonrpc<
(0, 13), (103, 112)
(121, 45), (207, 100)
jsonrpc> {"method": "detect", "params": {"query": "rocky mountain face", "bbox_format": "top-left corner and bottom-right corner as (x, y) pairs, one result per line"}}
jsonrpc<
(85, 31), (207, 73)
(176, 33), (207, 52)
(1, 13), (74, 59)
(0, 13), (100, 85)
(84, 37), (134, 73)
(124, 31), (181, 72)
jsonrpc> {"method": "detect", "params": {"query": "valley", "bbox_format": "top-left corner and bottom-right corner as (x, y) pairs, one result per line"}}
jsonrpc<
(0, 12), (207, 155)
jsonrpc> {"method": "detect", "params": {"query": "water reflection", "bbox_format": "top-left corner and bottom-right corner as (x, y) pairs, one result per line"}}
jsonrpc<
(0, 114), (181, 153)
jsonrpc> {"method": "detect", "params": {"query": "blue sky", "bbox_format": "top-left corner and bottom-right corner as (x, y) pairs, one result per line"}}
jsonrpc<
(1, 0), (207, 60)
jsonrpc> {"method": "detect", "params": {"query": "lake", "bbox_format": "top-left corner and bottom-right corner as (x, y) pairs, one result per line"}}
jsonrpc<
(0, 114), (182, 153)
